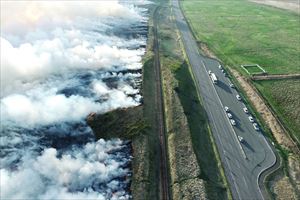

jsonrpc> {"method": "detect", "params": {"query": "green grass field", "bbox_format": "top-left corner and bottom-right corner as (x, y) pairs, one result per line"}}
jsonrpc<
(255, 79), (300, 144)
(181, 0), (300, 75)
(242, 64), (266, 74)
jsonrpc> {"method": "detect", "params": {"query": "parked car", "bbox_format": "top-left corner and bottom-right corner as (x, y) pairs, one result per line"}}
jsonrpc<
(208, 70), (212, 75)
(236, 94), (242, 100)
(230, 119), (236, 126)
(248, 116), (254, 122)
(253, 123), (259, 131)
(227, 112), (233, 119)
(219, 65), (222, 69)
(229, 83), (235, 88)
(243, 107), (248, 113)
(224, 106), (230, 112)
(238, 135), (244, 142)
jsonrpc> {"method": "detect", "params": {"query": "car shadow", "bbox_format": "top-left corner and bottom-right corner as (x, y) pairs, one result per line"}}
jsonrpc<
(235, 123), (244, 132)
(231, 112), (240, 121)
(217, 80), (232, 94)
(243, 141), (255, 152)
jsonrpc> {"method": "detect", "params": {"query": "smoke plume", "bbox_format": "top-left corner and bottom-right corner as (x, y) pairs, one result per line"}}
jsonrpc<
(0, 0), (149, 199)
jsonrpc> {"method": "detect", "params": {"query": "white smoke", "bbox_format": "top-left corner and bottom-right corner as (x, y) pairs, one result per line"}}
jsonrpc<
(1, 36), (145, 97)
(1, 1), (143, 38)
(1, 139), (132, 200)
(1, 79), (139, 127)
(1, 0), (149, 199)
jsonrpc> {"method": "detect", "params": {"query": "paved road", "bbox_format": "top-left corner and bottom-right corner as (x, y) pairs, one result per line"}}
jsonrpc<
(172, 0), (276, 199)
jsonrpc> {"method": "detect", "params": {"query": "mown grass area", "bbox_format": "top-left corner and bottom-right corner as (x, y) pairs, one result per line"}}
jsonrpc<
(158, 2), (230, 199)
(254, 79), (300, 144)
(181, 0), (300, 75)
(243, 65), (265, 74)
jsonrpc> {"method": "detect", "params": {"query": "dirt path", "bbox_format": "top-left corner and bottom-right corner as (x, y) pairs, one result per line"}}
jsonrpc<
(250, 0), (300, 14)
(153, 6), (170, 200)
(251, 73), (300, 80)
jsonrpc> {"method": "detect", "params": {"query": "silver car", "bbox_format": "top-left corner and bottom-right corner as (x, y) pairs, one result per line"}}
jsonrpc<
(224, 106), (230, 112)
(227, 112), (233, 119)
(248, 116), (254, 122)
(238, 135), (244, 142)
(253, 123), (259, 131)
(230, 119), (236, 126)
(236, 95), (241, 101)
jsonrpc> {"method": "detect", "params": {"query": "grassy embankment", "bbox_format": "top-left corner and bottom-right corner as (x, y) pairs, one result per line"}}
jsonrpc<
(181, 0), (300, 198)
(255, 79), (300, 145)
(181, 0), (300, 75)
(130, 2), (161, 199)
(158, 2), (230, 199)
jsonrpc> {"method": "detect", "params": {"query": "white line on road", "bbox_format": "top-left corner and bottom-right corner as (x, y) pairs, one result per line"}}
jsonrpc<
(201, 60), (247, 160)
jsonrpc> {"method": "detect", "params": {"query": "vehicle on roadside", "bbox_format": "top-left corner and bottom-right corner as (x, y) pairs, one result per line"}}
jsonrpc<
(227, 112), (233, 119)
(224, 106), (230, 112)
(208, 70), (212, 75)
(221, 69), (224, 73)
(238, 135), (244, 142)
(243, 107), (248, 113)
(230, 83), (235, 88)
(248, 116), (254, 122)
(219, 65), (222, 69)
(236, 94), (241, 100)
(230, 119), (236, 126)
(210, 73), (218, 84)
(253, 123), (259, 131)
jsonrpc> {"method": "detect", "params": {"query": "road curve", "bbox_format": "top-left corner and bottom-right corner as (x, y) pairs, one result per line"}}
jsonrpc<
(171, 0), (277, 199)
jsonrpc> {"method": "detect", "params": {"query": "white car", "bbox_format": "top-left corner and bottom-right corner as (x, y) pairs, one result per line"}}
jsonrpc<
(224, 106), (230, 112)
(243, 107), (248, 113)
(219, 65), (222, 69)
(227, 112), (233, 119)
(208, 70), (212, 75)
(238, 135), (244, 142)
(221, 69), (224, 73)
(253, 123), (259, 131)
(230, 83), (235, 88)
(236, 95), (241, 101)
(230, 119), (236, 126)
(248, 116), (254, 122)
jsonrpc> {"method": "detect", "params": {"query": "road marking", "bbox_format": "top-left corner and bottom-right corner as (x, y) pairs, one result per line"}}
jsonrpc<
(200, 60), (247, 160)
(243, 176), (248, 188)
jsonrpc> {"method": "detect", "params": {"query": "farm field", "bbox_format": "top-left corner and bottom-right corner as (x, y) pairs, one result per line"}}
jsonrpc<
(181, 0), (300, 75)
(255, 79), (300, 145)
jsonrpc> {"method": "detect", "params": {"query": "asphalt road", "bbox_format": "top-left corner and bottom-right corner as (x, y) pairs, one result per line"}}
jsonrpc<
(172, 0), (277, 199)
